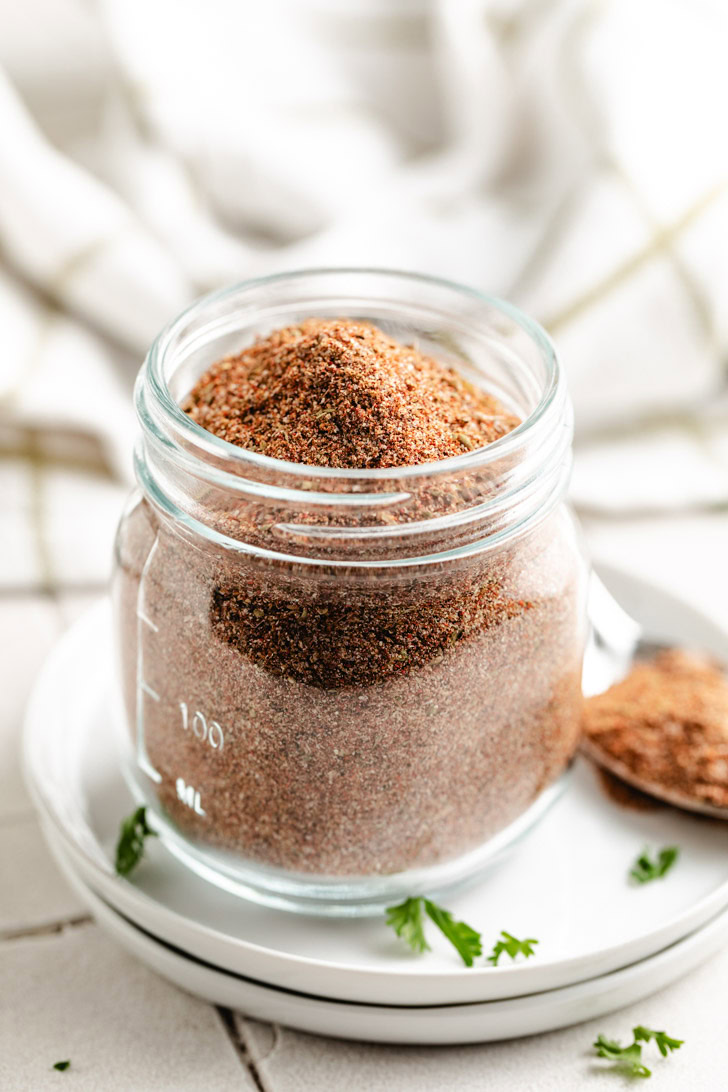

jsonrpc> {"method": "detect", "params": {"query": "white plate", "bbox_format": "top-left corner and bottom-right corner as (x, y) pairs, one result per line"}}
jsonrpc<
(46, 827), (728, 1045)
(24, 564), (728, 1008)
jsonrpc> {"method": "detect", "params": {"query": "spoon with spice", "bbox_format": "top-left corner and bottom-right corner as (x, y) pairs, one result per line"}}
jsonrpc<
(582, 573), (728, 819)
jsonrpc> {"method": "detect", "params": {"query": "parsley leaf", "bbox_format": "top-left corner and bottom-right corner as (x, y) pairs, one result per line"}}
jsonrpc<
(630, 846), (679, 884)
(53, 1061), (71, 1072)
(593, 1025), (683, 1077)
(593, 1034), (651, 1078)
(423, 899), (483, 967)
(487, 931), (539, 967)
(385, 896), (481, 966)
(385, 897), (430, 955)
(633, 1026), (684, 1057)
(115, 806), (157, 877)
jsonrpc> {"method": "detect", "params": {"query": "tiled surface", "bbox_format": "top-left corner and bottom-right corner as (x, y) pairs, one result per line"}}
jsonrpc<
(0, 597), (60, 820)
(0, 925), (254, 1092)
(0, 816), (87, 935)
(236, 951), (728, 1092)
(4, 509), (728, 1090)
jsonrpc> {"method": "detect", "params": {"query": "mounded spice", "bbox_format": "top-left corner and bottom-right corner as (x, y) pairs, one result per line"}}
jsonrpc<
(584, 650), (728, 809)
(183, 318), (520, 467)
(115, 318), (585, 878)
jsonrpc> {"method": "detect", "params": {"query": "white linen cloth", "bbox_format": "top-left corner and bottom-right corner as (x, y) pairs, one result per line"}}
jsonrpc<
(1, 0), (727, 585)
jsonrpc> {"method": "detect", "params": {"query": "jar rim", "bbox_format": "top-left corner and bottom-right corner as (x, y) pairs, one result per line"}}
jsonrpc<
(141, 266), (562, 483)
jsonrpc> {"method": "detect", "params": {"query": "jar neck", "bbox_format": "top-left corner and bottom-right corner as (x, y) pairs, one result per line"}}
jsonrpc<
(134, 269), (573, 567)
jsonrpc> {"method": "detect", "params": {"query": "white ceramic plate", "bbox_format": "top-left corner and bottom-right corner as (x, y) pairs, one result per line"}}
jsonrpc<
(24, 565), (728, 1007)
(46, 827), (728, 1045)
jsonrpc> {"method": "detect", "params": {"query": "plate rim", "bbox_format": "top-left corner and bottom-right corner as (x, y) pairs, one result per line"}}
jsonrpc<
(47, 826), (728, 1044)
(44, 817), (728, 1010)
(23, 563), (728, 1007)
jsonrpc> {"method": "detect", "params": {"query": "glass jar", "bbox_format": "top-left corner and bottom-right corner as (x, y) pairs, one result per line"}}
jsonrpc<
(112, 269), (588, 914)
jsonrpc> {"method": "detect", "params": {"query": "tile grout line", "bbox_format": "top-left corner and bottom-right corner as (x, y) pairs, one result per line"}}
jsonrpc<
(237, 1017), (281, 1069)
(215, 1007), (269, 1091)
(1, 913), (93, 943)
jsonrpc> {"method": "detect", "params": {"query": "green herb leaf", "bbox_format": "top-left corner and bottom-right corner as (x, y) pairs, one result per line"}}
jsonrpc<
(385, 897), (430, 955)
(115, 806), (157, 877)
(630, 846), (679, 885)
(593, 1025), (683, 1077)
(423, 899), (482, 967)
(633, 1026), (684, 1057)
(593, 1034), (651, 1078)
(385, 897), (482, 966)
(487, 931), (539, 967)
(53, 1061), (71, 1072)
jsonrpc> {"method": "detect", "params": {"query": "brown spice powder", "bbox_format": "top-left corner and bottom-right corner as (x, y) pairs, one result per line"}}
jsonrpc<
(595, 768), (663, 812)
(116, 320), (585, 877)
(584, 650), (728, 809)
(183, 318), (520, 467)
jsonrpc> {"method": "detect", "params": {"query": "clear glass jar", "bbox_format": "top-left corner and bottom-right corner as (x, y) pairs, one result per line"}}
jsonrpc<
(112, 269), (588, 914)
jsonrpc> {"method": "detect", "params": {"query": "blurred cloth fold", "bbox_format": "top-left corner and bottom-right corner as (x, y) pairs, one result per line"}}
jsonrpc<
(1, 0), (727, 585)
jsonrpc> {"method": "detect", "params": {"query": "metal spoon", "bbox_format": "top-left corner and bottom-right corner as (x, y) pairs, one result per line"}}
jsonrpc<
(581, 571), (728, 820)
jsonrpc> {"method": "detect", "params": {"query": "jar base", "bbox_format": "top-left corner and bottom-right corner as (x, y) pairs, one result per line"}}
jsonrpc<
(123, 767), (572, 917)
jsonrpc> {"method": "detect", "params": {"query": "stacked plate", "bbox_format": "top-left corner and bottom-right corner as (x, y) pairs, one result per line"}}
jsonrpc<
(24, 568), (728, 1045)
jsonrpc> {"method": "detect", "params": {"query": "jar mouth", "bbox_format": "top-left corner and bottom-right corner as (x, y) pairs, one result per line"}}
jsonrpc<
(141, 267), (562, 485)
(135, 268), (572, 565)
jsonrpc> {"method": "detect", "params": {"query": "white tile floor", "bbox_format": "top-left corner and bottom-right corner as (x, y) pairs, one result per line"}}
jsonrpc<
(0, 926), (254, 1092)
(234, 966), (728, 1092)
(0, 817), (87, 935)
(3, 511), (728, 1090)
(0, 598), (60, 822)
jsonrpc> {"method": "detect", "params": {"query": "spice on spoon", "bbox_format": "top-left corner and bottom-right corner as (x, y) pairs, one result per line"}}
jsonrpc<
(583, 650), (728, 810)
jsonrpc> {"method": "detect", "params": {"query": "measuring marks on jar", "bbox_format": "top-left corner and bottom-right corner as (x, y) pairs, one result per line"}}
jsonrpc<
(135, 534), (162, 784)
(179, 702), (224, 751)
(174, 703), (225, 817)
(135, 534), (226, 818)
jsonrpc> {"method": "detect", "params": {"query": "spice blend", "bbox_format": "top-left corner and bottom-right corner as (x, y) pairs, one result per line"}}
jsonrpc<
(184, 318), (520, 467)
(584, 650), (728, 810)
(115, 319), (585, 877)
